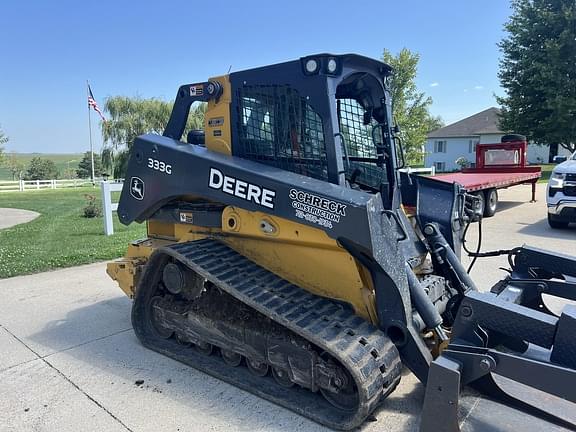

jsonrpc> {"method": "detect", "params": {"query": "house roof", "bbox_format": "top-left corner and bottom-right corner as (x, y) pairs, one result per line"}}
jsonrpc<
(428, 107), (504, 138)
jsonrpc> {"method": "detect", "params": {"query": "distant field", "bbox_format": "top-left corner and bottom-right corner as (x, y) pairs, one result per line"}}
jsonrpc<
(0, 153), (84, 180)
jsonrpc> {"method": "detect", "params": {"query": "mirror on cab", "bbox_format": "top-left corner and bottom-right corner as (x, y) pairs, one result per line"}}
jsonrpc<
(553, 155), (567, 164)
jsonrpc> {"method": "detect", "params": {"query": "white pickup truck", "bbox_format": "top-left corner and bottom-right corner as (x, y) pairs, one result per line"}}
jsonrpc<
(547, 152), (576, 228)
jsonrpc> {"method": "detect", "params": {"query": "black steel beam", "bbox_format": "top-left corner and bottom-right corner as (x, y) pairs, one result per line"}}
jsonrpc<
(513, 246), (576, 278)
(453, 291), (558, 349)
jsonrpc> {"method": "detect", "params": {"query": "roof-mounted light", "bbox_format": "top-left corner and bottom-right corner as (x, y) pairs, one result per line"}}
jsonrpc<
(327, 58), (338, 74)
(305, 59), (319, 74)
(301, 55), (342, 76)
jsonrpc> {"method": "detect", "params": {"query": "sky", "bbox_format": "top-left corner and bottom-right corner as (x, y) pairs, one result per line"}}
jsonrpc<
(0, 0), (512, 154)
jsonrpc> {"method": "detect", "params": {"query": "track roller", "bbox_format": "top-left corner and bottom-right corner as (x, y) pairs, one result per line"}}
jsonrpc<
(246, 358), (269, 377)
(150, 296), (174, 339)
(221, 349), (242, 367)
(195, 341), (213, 356)
(272, 368), (295, 388)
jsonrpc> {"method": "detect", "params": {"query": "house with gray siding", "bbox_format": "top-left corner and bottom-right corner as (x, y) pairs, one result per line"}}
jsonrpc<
(424, 107), (561, 172)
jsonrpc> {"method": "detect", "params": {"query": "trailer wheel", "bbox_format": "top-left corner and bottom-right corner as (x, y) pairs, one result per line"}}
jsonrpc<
(483, 189), (498, 217)
(473, 192), (485, 216)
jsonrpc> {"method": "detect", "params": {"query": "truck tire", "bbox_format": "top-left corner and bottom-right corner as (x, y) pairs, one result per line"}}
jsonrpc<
(548, 214), (569, 229)
(473, 192), (485, 217)
(501, 134), (526, 143)
(483, 189), (498, 217)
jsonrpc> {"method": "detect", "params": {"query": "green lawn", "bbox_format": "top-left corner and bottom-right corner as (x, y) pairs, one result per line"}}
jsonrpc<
(0, 187), (146, 278)
(0, 152), (84, 180)
(538, 164), (554, 183)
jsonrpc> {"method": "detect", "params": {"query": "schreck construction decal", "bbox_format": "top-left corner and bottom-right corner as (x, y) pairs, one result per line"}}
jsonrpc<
(289, 189), (347, 229)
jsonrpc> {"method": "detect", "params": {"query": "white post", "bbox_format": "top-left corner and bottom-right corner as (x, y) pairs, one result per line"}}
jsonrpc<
(36, 180), (40, 190)
(430, 166), (436, 176)
(52, 179), (56, 189)
(19, 179), (24, 191)
(101, 181), (114, 236)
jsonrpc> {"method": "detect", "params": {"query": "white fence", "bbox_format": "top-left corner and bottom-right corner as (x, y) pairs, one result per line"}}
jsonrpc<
(0, 178), (97, 192)
(101, 181), (124, 236)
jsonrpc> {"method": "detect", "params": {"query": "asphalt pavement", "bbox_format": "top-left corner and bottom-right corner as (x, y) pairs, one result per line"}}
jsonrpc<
(1, 183), (575, 432)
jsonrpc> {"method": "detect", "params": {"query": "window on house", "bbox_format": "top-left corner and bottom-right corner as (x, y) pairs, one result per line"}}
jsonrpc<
(468, 139), (479, 153)
(434, 162), (446, 172)
(434, 140), (447, 153)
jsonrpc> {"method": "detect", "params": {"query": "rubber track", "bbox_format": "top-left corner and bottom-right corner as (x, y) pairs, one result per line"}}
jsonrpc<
(140, 239), (402, 430)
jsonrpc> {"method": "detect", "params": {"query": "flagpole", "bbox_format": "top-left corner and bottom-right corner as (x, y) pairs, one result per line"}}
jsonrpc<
(87, 80), (95, 185)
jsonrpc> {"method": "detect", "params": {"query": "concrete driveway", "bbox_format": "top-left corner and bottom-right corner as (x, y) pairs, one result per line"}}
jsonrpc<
(1, 183), (575, 432)
(0, 208), (39, 230)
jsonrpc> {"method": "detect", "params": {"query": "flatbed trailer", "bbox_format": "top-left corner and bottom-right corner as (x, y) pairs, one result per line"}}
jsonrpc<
(432, 137), (541, 216)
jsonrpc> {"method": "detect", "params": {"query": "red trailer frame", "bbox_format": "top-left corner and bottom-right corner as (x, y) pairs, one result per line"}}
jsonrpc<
(433, 140), (541, 215)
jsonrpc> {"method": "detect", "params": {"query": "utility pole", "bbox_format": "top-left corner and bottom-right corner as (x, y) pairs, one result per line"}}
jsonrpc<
(87, 80), (95, 185)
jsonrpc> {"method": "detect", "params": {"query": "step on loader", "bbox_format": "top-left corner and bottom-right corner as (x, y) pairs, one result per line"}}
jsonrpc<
(107, 53), (576, 431)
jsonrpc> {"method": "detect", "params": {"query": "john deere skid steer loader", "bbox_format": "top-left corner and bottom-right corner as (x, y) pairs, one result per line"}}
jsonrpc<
(107, 54), (576, 431)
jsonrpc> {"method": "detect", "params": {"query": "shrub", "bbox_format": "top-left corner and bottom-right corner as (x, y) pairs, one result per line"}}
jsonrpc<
(82, 194), (101, 218)
(455, 157), (470, 169)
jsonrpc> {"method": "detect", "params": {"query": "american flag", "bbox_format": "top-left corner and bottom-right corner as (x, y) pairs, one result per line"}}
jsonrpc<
(87, 84), (106, 122)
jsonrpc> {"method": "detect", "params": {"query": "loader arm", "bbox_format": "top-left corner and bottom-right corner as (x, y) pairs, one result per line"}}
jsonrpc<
(421, 246), (576, 432)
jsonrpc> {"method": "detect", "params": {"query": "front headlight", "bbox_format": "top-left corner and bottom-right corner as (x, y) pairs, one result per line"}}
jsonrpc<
(550, 171), (566, 188)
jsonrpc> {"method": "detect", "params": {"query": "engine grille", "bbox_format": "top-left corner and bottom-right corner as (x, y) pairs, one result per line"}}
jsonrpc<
(563, 185), (576, 196)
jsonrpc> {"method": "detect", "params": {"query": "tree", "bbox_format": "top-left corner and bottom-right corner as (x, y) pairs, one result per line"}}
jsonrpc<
(76, 151), (103, 179)
(5, 154), (25, 180)
(497, 0), (576, 152)
(101, 96), (205, 178)
(382, 49), (440, 164)
(427, 115), (445, 133)
(0, 126), (8, 165)
(24, 157), (59, 180)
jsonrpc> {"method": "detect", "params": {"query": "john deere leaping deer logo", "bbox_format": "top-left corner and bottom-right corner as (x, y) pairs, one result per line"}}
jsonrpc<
(130, 177), (145, 201)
